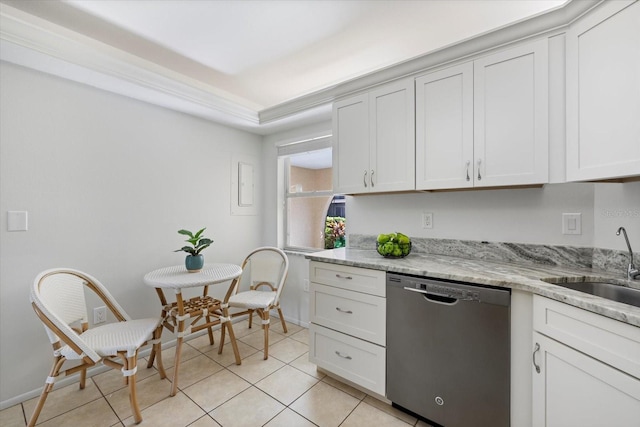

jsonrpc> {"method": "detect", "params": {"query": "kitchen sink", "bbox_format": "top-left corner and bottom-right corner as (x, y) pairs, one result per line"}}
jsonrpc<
(550, 281), (640, 308)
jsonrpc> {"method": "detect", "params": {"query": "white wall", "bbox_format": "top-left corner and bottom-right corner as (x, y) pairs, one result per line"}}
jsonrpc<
(0, 62), (263, 404)
(346, 182), (638, 251)
(347, 183), (597, 246)
(593, 182), (640, 251)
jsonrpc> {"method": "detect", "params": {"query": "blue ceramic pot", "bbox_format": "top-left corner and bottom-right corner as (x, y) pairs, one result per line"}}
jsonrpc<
(185, 254), (204, 272)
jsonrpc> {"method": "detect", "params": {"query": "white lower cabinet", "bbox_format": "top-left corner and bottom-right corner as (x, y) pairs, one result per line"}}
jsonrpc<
(532, 296), (640, 426)
(309, 323), (386, 396)
(308, 261), (386, 395)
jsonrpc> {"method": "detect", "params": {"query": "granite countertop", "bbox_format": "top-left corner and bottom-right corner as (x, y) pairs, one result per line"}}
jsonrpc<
(306, 248), (640, 328)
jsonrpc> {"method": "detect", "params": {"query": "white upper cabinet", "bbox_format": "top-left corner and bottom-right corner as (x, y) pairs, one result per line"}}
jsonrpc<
(474, 40), (549, 187)
(416, 39), (549, 190)
(566, 0), (640, 181)
(333, 79), (415, 194)
(333, 93), (370, 194)
(416, 63), (474, 190)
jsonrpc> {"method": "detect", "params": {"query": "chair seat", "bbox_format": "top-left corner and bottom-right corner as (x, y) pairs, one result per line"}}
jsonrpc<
(61, 318), (160, 359)
(228, 290), (276, 310)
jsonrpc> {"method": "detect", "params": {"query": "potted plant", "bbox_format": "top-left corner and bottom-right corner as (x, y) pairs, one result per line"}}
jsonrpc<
(174, 228), (213, 272)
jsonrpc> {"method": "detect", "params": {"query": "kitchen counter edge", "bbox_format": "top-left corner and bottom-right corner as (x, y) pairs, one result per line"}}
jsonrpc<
(306, 248), (640, 328)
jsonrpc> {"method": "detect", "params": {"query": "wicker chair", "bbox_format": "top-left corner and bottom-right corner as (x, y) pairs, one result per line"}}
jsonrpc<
(218, 247), (289, 359)
(28, 268), (165, 426)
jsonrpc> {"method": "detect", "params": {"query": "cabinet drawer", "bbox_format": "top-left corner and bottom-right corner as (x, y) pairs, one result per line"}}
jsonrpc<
(309, 261), (386, 297)
(309, 323), (385, 396)
(533, 295), (640, 378)
(311, 283), (385, 345)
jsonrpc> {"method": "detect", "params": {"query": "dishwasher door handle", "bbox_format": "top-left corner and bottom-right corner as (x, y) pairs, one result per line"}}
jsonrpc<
(403, 286), (459, 305)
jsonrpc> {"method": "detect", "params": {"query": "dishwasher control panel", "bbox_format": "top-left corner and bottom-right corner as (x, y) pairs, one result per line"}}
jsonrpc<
(414, 281), (481, 301)
(388, 273), (510, 306)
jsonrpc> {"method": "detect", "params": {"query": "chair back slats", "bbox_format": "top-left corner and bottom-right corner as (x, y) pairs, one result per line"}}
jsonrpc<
(39, 273), (88, 327)
(246, 247), (288, 304)
(31, 269), (105, 362)
(249, 252), (283, 286)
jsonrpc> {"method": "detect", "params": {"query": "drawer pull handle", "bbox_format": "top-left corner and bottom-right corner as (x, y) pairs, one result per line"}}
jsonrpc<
(335, 351), (352, 360)
(335, 274), (353, 280)
(533, 342), (541, 374)
(335, 307), (353, 314)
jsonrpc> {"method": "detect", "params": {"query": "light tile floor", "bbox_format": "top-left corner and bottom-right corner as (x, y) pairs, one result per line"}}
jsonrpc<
(1, 321), (433, 427)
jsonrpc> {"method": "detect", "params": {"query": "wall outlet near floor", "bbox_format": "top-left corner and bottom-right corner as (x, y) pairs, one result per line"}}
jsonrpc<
(562, 213), (582, 235)
(94, 306), (107, 324)
(303, 279), (310, 292)
(422, 212), (433, 229)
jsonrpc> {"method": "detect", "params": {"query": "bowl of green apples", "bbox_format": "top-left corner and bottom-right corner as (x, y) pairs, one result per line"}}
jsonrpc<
(376, 232), (411, 258)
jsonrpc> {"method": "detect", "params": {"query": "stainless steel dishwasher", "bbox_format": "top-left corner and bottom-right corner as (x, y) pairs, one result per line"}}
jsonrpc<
(386, 273), (511, 427)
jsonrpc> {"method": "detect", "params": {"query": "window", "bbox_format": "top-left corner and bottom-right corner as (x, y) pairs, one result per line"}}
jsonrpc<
(278, 136), (345, 251)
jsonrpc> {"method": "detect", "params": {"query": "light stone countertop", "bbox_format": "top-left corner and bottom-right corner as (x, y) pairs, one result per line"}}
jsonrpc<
(306, 248), (640, 328)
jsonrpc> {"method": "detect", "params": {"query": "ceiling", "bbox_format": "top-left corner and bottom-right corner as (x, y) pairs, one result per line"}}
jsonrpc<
(0, 0), (568, 132)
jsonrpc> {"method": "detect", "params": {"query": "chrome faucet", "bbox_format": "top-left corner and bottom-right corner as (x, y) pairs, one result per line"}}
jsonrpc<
(617, 227), (640, 280)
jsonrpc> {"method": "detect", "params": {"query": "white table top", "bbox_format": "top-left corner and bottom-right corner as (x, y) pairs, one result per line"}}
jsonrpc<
(144, 263), (242, 289)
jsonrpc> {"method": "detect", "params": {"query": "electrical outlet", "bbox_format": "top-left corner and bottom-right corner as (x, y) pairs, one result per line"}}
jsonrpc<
(422, 212), (433, 229)
(94, 306), (107, 324)
(303, 279), (310, 292)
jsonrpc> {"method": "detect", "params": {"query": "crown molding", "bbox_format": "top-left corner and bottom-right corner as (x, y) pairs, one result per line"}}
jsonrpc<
(1, 1), (602, 134)
(0, 5), (264, 131)
(259, 0), (601, 124)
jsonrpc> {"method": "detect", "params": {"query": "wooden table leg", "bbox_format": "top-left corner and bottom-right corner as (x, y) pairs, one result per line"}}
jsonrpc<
(222, 307), (242, 365)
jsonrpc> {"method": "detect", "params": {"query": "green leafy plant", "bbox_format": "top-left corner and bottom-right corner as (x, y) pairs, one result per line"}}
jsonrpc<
(174, 228), (213, 255)
(324, 217), (346, 249)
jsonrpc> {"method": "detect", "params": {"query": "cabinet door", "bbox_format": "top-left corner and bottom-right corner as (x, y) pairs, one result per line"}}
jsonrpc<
(474, 39), (549, 187)
(416, 63), (474, 190)
(532, 333), (640, 427)
(333, 93), (370, 194)
(369, 79), (415, 192)
(566, 0), (640, 181)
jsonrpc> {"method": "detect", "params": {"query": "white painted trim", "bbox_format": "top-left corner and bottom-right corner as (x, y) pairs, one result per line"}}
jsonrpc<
(259, 0), (601, 124)
(0, 6), (259, 130)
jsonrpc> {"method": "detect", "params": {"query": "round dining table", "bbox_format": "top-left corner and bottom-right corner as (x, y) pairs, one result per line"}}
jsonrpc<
(144, 263), (243, 396)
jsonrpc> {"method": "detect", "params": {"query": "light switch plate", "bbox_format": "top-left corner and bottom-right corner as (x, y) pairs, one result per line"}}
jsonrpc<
(422, 212), (433, 229)
(7, 211), (28, 231)
(562, 213), (582, 235)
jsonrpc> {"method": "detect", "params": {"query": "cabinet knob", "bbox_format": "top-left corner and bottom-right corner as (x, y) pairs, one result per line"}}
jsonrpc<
(363, 170), (368, 188)
(477, 159), (482, 181)
(466, 161), (471, 181)
(335, 307), (353, 314)
(370, 170), (375, 187)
